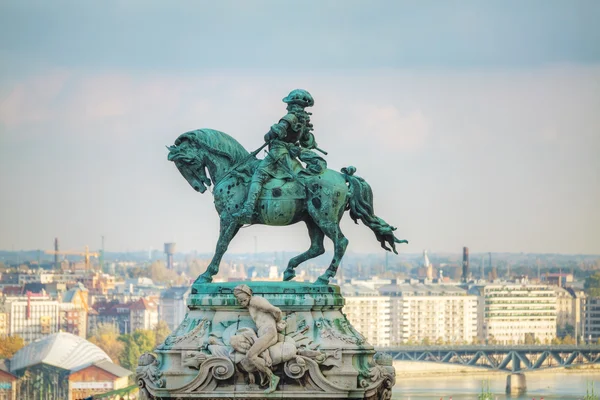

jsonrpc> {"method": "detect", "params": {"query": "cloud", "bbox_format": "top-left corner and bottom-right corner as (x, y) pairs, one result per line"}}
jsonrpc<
(1, 66), (599, 253)
(359, 106), (429, 152)
(0, 70), (69, 128)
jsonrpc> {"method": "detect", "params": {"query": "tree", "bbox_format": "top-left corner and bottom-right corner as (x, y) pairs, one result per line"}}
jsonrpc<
(551, 336), (563, 345)
(149, 261), (181, 284)
(188, 259), (208, 278)
(128, 266), (150, 279)
(154, 321), (171, 347)
(562, 335), (576, 345)
(524, 333), (535, 345)
(0, 335), (24, 358)
(88, 323), (125, 365)
(584, 273), (600, 297)
(117, 329), (157, 370)
(118, 335), (141, 371)
(558, 323), (575, 339)
(133, 329), (155, 354)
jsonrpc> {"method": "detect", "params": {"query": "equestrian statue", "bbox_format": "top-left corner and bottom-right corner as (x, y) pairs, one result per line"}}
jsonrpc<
(167, 89), (407, 285)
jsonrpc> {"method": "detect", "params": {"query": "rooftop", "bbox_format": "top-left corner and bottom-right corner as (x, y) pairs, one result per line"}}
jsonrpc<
(10, 332), (111, 373)
(378, 283), (469, 296)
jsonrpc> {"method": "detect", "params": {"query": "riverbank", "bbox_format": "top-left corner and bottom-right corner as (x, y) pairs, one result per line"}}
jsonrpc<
(393, 360), (600, 378)
(392, 370), (599, 399)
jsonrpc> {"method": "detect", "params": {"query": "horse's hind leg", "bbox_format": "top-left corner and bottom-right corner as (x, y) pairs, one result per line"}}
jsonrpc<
(195, 218), (241, 284)
(314, 221), (348, 286)
(283, 219), (325, 281)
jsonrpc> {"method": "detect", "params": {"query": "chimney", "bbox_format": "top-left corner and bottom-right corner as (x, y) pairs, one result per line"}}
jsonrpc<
(462, 247), (469, 283)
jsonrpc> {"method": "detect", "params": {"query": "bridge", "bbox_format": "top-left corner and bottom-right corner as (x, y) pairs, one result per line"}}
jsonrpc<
(378, 345), (600, 372)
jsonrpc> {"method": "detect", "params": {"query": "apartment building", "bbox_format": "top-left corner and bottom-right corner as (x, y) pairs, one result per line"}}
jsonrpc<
(159, 286), (190, 331)
(0, 294), (60, 343)
(481, 284), (556, 344)
(340, 284), (392, 347)
(584, 296), (600, 343)
(129, 297), (159, 332)
(380, 284), (478, 345)
(59, 283), (89, 338)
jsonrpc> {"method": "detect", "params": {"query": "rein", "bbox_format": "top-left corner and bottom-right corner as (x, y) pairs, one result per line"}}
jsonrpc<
(211, 142), (269, 187)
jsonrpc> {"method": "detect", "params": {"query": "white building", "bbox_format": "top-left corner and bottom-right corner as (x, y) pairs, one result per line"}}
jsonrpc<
(584, 296), (600, 343)
(159, 286), (190, 331)
(480, 284), (557, 344)
(17, 271), (85, 285)
(565, 287), (586, 340)
(0, 294), (60, 343)
(554, 287), (585, 339)
(18, 272), (54, 285)
(348, 278), (392, 291)
(340, 284), (392, 347)
(380, 283), (478, 345)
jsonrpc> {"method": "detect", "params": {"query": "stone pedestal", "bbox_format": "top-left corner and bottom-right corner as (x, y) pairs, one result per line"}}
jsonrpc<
(506, 373), (526, 395)
(137, 282), (394, 399)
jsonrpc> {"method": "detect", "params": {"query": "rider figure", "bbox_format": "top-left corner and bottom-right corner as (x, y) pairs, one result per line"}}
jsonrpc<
(234, 89), (319, 222)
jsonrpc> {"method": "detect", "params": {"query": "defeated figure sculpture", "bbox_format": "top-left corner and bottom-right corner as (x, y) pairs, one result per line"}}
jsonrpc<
(231, 284), (325, 393)
(167, 89), (407, 285)
(233, 284), (284, 393)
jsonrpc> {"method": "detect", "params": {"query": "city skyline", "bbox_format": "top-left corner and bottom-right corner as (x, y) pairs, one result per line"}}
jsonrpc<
(1, 2), (599, 254)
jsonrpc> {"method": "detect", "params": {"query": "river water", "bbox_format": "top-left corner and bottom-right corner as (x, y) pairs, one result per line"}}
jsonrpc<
(392, 372), (600, 399)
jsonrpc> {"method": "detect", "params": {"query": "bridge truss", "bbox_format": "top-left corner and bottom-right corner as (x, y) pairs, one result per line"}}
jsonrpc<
(382, 345), (600, 372)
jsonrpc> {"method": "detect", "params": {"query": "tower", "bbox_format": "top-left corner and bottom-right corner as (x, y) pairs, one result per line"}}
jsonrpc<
(164, 243), (176, 270)
(54, 237), (59, 269)
(480, 255), (485, 280)
(461, 247), (469, 283)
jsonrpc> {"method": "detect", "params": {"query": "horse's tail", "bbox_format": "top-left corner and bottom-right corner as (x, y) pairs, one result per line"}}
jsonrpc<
(342, 166), (408, 254)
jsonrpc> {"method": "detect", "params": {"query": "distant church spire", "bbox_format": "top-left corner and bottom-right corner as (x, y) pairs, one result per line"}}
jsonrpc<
(424, 250), (433, 280)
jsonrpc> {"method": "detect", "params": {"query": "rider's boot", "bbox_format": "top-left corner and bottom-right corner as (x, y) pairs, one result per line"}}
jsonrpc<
(233, 177), (264, 223)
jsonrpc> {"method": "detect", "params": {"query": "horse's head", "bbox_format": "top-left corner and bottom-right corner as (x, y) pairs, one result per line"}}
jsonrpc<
(167, 132), (212, 194)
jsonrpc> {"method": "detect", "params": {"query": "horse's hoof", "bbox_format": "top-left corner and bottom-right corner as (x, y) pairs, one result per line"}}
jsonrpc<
(194, 275), (213, 285)
(313, 276), (330, 286)
(283, 270), (296, 281)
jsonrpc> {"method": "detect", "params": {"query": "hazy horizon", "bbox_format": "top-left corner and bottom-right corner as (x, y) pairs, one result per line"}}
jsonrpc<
(1, 2), (599, 255)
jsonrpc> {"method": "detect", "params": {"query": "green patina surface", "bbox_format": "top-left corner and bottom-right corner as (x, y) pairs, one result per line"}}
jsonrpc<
(188, 281), (344, 308)
(192, 280), (340, 295)
(167, 89), (407, 286)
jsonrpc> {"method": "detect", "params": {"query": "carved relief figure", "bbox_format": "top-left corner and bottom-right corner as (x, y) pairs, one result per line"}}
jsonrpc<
(233, 284), (285, 393)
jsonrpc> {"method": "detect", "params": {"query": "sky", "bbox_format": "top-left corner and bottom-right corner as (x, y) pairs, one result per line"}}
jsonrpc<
(0, 1), (599, 256)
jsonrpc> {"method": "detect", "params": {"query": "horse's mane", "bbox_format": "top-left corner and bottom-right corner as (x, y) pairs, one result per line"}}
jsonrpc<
(179, 129), (250, 163)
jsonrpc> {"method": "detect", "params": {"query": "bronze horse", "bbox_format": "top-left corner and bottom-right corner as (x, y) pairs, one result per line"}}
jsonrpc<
(167, 129), (407, 285)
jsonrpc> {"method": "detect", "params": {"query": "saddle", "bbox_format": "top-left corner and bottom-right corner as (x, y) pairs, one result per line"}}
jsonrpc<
(259, 158), (307, 200)
(258, 150), (327, 201)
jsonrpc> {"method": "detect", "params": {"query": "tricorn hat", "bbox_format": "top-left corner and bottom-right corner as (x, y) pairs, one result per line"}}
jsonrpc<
(282, 89), (314, 107)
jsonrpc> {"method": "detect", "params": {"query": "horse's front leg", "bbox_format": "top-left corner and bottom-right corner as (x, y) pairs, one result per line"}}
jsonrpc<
(195, 218), (241, 284)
